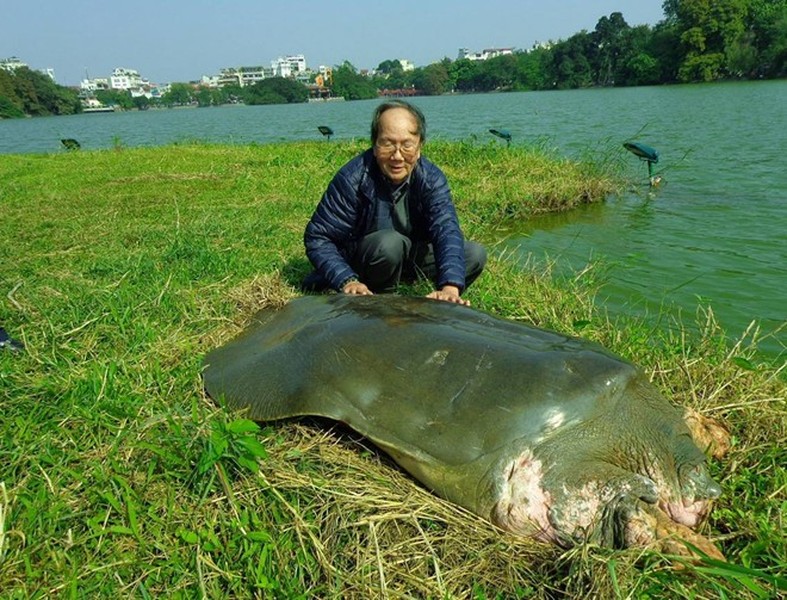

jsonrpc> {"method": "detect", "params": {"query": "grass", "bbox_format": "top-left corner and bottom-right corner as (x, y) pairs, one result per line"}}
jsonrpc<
(0, 140), (785, 598)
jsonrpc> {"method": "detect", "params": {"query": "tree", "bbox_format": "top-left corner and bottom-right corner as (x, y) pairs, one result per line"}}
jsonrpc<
(592, 12), (631, 85)
(412, 63), (450, 95)
(544, 32), (595, 88)
(513, 49), (549, 90)
(665, 0), (749, 81)
(330, 62), (378, 100)
(96, 89), (134, 110)
(132, 95), (151, 110)
(449, 59), (481, 92)
(748, 0), (787, 76)
(1, 67), (80, 116)
(243, 77), (309, 105)
(0, 94), (25, 119)
(161, 83), (194, 106)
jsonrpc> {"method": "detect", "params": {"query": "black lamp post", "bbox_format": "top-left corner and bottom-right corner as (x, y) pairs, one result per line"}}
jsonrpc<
(623, 141), (660, 185)
(317, 126), (333, 141)
(489, 129), (512, 147)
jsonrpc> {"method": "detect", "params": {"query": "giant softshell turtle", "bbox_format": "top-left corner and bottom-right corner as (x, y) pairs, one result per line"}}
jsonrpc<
(203, 295), (724, 557)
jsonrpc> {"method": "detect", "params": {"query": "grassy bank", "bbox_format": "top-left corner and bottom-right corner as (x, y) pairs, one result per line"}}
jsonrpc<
(1, 141), (784, 598)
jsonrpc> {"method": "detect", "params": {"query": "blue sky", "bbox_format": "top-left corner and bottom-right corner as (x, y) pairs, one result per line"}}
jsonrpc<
(2, 1), (666, 86)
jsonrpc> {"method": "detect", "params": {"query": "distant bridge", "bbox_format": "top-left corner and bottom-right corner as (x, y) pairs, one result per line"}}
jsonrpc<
(378, 88), (422, 97)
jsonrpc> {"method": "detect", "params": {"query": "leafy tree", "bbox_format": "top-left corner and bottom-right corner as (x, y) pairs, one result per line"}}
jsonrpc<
(412, 62), (451, 95)
(330, 62), (378, 100)
(612, 25), (661, 85)
(0, 94), (25, 118)
(132, 95), (151, 110)
(665, 0), (749, 81)
(513, 49), (549, 90)
(194, 87), (214, 107)
(591, 12), (631, 85)
(220, 83), (244, 104)
(0, 67), (80, 116)
(544, 32), (595, 88)
(449, 59), (482, 92)
(243, 77), (309, 105)
(161, 83), (194, 106)
(748, 0), (787, 76)
(96, 89), (134, 110)
(375, 59), (411, 89)
(648, 21), (684, 81)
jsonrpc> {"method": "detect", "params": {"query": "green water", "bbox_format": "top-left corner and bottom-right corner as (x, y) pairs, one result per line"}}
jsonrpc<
(489, 82), (786, 360)
(2, 81), (785, 357)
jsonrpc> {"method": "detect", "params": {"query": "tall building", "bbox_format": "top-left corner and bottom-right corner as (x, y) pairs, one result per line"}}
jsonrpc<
(110, 68), (148, 91)
(271, 54), (307, 78)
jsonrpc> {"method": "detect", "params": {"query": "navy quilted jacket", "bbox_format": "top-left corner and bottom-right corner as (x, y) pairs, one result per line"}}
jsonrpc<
(304, 149), (467, 291)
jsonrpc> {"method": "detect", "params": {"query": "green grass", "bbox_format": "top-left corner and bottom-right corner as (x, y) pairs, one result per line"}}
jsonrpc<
(1, 140), (784, 598)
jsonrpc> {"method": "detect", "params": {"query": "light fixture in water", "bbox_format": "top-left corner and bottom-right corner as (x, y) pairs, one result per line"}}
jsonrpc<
(624, 141), (661, 185)
(489, 128), (512, 147)
(317, 126), (333, 140)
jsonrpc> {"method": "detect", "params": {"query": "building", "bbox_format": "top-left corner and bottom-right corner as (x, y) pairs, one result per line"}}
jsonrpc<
(271, 54), (307, 78)
(80, 77), (110, 93)
(110, 67), (149, 91)
(457, 47), (514, 61)
(0, 56), (28, 72)
(239, 66), (271, 86)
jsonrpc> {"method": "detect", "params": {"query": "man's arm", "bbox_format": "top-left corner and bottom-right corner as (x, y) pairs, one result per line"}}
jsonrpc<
(304, 161), (364, 290)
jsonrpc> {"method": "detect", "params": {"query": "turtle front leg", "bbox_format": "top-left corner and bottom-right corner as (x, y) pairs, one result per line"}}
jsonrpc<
(625, 501), (726, 561)
(541, 461), (723, 560)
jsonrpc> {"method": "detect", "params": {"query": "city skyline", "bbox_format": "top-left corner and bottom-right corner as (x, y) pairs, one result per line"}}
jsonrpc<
(2, 1), (666, 86)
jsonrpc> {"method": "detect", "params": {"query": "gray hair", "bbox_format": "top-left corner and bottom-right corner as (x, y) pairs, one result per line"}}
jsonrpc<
(370, 99), (426, 143)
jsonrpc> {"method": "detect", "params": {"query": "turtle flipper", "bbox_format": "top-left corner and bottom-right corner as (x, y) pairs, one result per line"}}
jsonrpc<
(544, 466), (661, 547)
(625, 502), (725, 561)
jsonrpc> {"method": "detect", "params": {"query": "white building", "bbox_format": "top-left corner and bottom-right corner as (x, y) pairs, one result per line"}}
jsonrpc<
(271, 54), (307, 78)
(457, 47), (514, 61)
(0, 56), (28, 72)
(398, 59), (415, 72)
(80, 77), (110, 93)
(240, 66), (270, 86)
(110, 68), (149, 91)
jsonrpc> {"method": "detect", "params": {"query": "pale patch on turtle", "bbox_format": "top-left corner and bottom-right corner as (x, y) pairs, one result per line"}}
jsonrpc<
(426, 349), (449, 366)
(491, 448), (554, 541)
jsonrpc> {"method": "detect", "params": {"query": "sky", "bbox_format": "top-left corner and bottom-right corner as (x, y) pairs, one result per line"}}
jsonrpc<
(2, 1), (667, 86)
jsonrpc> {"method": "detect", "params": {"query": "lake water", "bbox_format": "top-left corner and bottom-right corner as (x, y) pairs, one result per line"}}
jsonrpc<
(1, 81), (785, 359)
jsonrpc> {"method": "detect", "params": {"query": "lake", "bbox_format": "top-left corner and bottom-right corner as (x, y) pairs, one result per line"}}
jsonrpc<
(1, 81), (785, 359)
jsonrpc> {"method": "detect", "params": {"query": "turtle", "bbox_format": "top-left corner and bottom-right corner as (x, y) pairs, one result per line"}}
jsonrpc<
(202, 294), (727, 558)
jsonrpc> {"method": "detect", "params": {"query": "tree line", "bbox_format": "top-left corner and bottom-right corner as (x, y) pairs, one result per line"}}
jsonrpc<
(2, 0), (784, 118)
(352, 0), (786, 97)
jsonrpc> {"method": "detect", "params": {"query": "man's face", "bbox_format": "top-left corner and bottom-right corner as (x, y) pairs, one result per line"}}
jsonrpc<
(373, 107), (422, 184)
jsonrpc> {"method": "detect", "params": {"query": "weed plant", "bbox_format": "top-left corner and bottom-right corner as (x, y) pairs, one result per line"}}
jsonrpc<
(0, 141), (784, 598)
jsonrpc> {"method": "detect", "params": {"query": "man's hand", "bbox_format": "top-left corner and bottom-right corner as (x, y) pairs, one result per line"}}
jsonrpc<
(343, 280), (373, 295)
(426, 285), (470, 306)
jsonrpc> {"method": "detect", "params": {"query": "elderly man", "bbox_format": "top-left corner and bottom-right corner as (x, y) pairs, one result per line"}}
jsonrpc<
(303, 100), (486, 305)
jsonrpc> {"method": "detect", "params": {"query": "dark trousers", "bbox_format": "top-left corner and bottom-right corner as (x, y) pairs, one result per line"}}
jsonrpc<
(350, 230), (486, 293)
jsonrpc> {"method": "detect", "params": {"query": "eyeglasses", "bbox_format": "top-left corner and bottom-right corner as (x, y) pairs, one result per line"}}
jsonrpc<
(375, 140), (420, 158)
